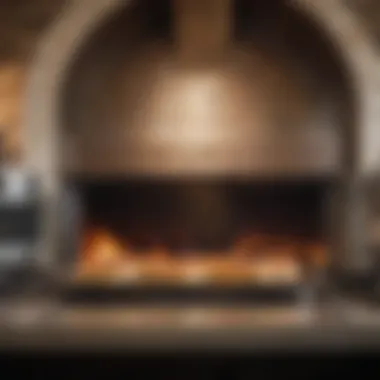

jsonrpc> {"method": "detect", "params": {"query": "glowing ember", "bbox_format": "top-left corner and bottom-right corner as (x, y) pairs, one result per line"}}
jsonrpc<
(183, 262), (209, 284)
(82, 229), (124, 265)
(76, 228), (327, 285)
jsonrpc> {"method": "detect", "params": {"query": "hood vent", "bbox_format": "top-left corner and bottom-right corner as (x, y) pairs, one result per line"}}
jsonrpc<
(173, 0), (232, 64)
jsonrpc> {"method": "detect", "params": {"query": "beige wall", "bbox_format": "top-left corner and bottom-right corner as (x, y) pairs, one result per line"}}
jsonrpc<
(0, 64), (25, 160)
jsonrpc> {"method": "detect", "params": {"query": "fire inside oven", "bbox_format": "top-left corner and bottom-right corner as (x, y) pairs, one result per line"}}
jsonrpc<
(72, 179), (330, 288)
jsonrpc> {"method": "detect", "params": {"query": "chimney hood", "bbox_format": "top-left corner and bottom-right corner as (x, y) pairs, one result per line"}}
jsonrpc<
(61, 0), (351, 178)
(173, 0), (232, 64)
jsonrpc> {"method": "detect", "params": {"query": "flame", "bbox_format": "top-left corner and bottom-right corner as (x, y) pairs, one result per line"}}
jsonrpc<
(82, 228), (125, 266)
(78, 227), (327, 283)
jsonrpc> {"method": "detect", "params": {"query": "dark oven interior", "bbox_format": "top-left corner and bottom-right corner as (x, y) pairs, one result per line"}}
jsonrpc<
(66, 178), (333, 295)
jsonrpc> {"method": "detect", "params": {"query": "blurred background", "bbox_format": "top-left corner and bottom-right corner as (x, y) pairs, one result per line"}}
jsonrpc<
(2, 0), (380, 360)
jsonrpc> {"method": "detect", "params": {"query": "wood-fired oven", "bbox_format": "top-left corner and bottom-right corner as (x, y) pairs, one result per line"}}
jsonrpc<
(22, 0), (380, 304)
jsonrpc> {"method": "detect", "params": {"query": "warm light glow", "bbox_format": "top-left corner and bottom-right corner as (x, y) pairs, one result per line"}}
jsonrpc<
(176, 74), (219, 145)
(81, 229), (124, 266)
(76, 228), (327, 286)
(147, 70), (235, 148)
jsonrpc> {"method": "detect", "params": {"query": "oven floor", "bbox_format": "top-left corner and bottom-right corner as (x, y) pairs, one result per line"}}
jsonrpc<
(1, 298), (380, 350)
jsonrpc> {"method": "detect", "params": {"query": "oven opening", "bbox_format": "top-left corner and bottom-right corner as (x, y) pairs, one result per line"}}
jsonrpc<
(70, 178), (331, 296)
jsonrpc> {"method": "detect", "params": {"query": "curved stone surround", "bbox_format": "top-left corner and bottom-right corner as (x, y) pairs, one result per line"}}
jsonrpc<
(24, 0), (380, 269)
(25, 0), (128, 197)
(296, 0), (380, 175)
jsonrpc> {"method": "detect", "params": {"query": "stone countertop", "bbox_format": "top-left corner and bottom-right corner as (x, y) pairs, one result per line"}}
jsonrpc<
(1, 301), (380, 351)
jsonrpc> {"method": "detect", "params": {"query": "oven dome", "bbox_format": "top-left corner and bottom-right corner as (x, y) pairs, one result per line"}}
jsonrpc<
(60, 0), (353, 177)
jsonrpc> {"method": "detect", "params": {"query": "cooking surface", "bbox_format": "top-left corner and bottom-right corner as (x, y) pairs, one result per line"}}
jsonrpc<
(74, 256), (305, 286)
(2, 300), (380, 350)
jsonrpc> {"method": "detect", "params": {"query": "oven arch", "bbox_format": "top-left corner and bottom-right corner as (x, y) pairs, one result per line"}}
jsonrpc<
(24, 0), (380, 273)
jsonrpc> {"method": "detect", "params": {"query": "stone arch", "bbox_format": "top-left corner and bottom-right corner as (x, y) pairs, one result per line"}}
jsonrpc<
(24, 0), (380, 269)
